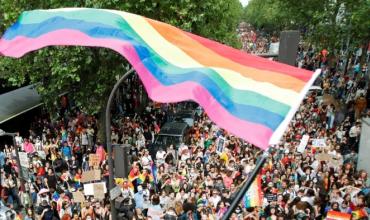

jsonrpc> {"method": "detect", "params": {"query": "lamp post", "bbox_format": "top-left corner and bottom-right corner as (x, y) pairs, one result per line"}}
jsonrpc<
(0, 129), (25, 190)
(106, 68), (135, 220)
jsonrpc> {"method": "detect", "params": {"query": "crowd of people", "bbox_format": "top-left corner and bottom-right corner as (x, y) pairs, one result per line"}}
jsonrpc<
(238, 22), (271, 54)
(1, 41), (370, 220)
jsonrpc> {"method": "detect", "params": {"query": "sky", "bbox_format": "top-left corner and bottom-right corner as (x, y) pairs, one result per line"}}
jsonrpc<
(239, 0), (250, 7)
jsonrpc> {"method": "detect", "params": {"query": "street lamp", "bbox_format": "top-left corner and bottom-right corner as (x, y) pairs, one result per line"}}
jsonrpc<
(0, 129), (25, 190)
(105, 68), (135, 220)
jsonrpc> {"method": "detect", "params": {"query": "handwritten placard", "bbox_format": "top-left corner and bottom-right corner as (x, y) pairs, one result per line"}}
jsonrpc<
(81, 170), (101, 183)
(110, 186), (122, 200)
(72, 191), (85, 203)
(312, 139), (327, 148)
(316, 153), (343, 168)
(89, 154), (100, 168)
(93, 183), (105, 200)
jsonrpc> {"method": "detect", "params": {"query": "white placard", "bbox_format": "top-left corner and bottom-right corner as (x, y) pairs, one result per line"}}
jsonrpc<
(19, 152), (29, 168)
(83, 182), (107, 196)
(297, 135), (310, 153)
(312, 139), (327, 147)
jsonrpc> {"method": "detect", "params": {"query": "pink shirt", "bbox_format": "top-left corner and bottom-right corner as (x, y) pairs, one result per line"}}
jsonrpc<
(96, 146), (106, 162)
(23, 142), (35, 153)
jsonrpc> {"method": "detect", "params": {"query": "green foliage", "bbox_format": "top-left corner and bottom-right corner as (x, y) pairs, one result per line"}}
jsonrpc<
(242, 0), (288, 32)
(242, 0), (369, 52)
(0, 0), (242, 117)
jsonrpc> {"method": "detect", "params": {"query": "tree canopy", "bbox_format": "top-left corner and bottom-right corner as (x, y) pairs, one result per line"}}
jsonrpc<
(0, 0), (243, 117)
(242, 0), (369, 52)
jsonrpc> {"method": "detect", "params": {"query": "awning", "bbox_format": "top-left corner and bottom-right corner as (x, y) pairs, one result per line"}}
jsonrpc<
(0, 85), (42, 124)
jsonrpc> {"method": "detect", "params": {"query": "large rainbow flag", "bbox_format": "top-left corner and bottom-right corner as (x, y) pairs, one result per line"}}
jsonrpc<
(0, 8), (320, 149)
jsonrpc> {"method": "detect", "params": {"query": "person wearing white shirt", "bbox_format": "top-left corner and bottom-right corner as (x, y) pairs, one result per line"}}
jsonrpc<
(156, 148), (166, 166)
(209, 190), (221, 209)
(179, 144), (190, 161)
(141, 150), (152, 170)
(135, 133), (146, 148)
(15, 133), (23, 147)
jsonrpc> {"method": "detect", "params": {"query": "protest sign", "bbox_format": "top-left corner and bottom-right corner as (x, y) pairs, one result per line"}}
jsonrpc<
(110, 186), (122, 200)
(81, 170), (101, 183)
(94, 183), (105, 199)
(316, 153), (343, 168)
(84, 182), (107, 198)
(216, 137), (225, 153)
(297, 135), (310, 153)
(19, 152), (29, 168)
(83, 183), (94, 196)
(316, 153), (331, 162)
(89, 154), (100, 168)
(312, 139), (327, 148)
(72, 191), (85, 203)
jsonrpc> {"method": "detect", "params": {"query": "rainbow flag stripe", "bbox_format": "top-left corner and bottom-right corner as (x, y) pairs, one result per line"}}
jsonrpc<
(0, 8), (320, 149)
(243, 175), (263, 208)
(326, 210), (352, 220)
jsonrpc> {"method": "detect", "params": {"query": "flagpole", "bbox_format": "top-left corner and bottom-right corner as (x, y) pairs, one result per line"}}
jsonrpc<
(221, 148), (271, 220)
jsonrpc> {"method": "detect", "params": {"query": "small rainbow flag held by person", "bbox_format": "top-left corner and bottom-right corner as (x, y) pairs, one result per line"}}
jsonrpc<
(351, 209), (368, 220)
(0, 8), (320, 149)
(326, 211), (352, 220)
(243, 175), (263, 208)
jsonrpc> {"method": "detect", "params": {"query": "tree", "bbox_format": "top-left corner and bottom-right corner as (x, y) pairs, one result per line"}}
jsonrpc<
(242, 0), (369, 54)
(0, 0), (242, 138)
(242, 0), (288, 33)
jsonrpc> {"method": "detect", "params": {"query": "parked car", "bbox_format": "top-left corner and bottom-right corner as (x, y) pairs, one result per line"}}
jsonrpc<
(172, 110), (195, 127)
(149, 122), (189, 159)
